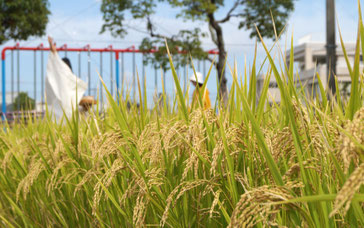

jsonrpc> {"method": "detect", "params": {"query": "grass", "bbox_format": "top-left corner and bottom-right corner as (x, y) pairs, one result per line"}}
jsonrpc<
(0, 9), (364, 228)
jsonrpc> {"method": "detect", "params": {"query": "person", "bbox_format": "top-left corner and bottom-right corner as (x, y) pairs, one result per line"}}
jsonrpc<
(190, 72), (211, 110)
(61, 57), (73, 72)
(46, 36), (96, 120)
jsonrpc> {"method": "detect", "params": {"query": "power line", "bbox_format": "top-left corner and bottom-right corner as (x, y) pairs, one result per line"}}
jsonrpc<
(48, 2), (99, 32)
(49, 38), (260, 47)
(124, 24), (151, 35)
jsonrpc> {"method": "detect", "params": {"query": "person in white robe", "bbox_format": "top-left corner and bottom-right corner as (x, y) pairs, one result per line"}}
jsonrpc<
(45, 36), (95, 120)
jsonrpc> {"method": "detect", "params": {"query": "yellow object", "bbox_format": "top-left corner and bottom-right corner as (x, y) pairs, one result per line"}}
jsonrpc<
(192, 87), (211, 110)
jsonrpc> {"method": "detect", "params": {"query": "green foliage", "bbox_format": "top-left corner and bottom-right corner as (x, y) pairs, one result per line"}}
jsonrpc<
(0, 0), (50, 44)
(239, 0), (294, 39)
(100, 0), (295, 73)
(140, 28), (208, 70)
(13, 92), (35, 111)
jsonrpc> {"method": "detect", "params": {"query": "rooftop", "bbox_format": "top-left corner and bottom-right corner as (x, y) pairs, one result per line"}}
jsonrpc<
(286, 42), (357, 63)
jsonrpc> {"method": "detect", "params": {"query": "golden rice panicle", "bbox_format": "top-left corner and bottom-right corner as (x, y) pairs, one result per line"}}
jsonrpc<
(228, 186), (294, 228)
(0, 136), (12, 171)
(92, 158), (124, 215)
(210, 125), (246, 177)
(157, 120), (188, 165)
(133, 194), (147, 228)
(308, 120), (328, 156)
(16, 158), (45, 201)
(103, 158), (124, 187)
(134, 167), (163, 193)
(340, 107), (364, 172)
(268, 126), (294, 162)
(160, 182), (183, 227)
(210, 140), (223, 177)
(330, 162), (364, 217)
(137, 123), (161, 164)
(174, 180), (210, 204)
(291, 98), (309, 130)
(119, 180), (139, 206)
(182, 109), (208, 181)
(2, 146), (15, 171)
(182, 151), (197, 180)
(160, 180), (209, 227)
(136, 122), (154, 153)
(209, 189), (222, 218)
(74, 169), (98, 196)
(204, 108), (218, 125)
(89, 131), (125, 160)
(46, 157), (75, 195)
(160, 120), (180, 152)
(283, 158), (320, 181)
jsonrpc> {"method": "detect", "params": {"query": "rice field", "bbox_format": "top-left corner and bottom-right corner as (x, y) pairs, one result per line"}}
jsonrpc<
(1, 12), (364, 228)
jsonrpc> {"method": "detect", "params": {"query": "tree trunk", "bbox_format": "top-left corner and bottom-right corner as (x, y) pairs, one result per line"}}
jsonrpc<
(208, 12), (228, 104)
(217, 50), (228, 103)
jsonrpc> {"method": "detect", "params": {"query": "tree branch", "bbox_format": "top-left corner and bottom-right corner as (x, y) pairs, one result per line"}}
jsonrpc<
(146, 16), (170, 40)
(216, 0), (242, 24)
(207, 13), (224, 54)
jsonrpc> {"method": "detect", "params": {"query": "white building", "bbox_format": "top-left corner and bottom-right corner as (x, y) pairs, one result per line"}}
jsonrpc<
(257, 42), (361, 103)
(35, 102), (46, 112)
(0, 92), (18, 111)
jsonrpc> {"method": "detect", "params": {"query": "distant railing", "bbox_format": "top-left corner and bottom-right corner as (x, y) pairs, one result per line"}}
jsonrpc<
(1, 43), (219, 117)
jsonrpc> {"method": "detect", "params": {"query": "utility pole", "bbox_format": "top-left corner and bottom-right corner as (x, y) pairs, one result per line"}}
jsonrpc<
(326, 0), (336, 96)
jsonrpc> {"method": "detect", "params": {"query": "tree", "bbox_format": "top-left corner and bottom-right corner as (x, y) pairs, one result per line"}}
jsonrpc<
(100, 0), (295, 101)
(13, 92), (35, 111)
(0, 0), (50, 44)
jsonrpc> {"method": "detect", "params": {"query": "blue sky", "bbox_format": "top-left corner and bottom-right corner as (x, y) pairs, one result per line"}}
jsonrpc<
(22, 0), (361, 47)
(0, 0), (362, 106)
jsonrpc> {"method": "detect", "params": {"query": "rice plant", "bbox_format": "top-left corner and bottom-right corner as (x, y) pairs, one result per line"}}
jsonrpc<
(0, 6), (364, 228)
